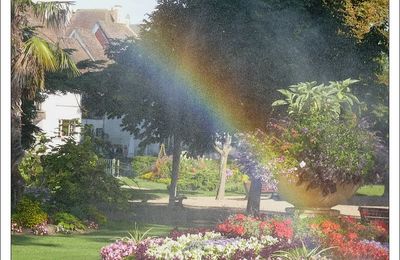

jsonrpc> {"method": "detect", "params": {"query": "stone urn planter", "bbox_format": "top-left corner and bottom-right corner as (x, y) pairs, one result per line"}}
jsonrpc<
(277, 174), (360, 216)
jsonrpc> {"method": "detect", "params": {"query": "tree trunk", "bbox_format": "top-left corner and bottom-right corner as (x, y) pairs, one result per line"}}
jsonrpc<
(215, 134), (232, 200)
(216, 154), (228, 200)
(246, 177), (262, 215)
(11, 7), (27, 210)
(168, 134), (182, 206)
(383, 170), (389, 197)
(11, 99), (25, 210)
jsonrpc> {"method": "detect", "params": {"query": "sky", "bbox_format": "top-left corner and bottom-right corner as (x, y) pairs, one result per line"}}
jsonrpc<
(72, 0), (158, 24)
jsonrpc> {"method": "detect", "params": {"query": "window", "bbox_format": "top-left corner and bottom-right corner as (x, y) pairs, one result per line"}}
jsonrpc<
(95, 128), (104, 137)
(58, 119), (79, 137)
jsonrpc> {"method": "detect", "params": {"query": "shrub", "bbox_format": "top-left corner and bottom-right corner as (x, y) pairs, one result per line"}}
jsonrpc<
(11, 222), (23, 233)
(137, 155), (246, 193)
(12, 197), (47, 228)
(53, 212), (86, 231)
(86, 221), (99, 230)
(132, 156), (157, 175)
(18, 134), (47, 186)
(31, 222), (49, 236)
(41, 137), (127, 218)
(236, 79), (381, 196)
(86, 206), (107, 226)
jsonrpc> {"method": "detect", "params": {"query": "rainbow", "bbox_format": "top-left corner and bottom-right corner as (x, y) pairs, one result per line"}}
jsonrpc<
(130, 39), (268, 133)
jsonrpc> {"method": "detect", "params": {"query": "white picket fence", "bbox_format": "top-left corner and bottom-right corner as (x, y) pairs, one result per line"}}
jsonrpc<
(104, 159), (132, 177)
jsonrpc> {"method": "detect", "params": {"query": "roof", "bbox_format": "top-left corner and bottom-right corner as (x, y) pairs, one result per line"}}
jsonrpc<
(129, 24), (141, 37)
(71, 28), (108, 61)
(28, 8), (136, 66)
(65, 9), (113, 35)
(97, 20), (134, 39)
(58, 37), (91, 62)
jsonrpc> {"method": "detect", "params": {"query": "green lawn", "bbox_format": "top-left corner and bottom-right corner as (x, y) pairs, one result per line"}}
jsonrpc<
(118, 176), (246, 201)
(121, 177), (384, 200)
(356, 185), (384, 196)
(12, 223), (172, 260)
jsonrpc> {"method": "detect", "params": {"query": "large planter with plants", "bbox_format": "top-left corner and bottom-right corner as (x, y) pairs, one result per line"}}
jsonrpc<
(236, 79), (384, 215)
(277, 174), (360, 209)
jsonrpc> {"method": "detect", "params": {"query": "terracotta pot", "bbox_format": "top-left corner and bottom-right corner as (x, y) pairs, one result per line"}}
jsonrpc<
(277, 174), (360, 209)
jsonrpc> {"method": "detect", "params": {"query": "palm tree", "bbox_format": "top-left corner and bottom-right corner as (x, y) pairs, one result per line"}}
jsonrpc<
(11, 0), (79, 208)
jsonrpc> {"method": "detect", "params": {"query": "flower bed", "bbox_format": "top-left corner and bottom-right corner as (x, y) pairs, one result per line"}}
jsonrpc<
(101, 214), (389, 260)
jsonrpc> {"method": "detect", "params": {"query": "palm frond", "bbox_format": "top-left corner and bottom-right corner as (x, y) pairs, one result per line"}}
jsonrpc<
(32, 1), (74, 29)
(24, 36), (58, 71)
(12, 36), (80, 99)
(53, 43), (80, 76)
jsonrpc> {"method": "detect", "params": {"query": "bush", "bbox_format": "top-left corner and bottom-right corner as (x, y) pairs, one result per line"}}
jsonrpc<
(12, 197), (47, 228)
(31, 222), (49, 236)
(41, 137), (128, 218)
(53, 212), (86, 231)
(236, 80), (381, 196)
(137, 156), (246, 193)
(132, 156), (157, 175)
(86, 206), (107, 225)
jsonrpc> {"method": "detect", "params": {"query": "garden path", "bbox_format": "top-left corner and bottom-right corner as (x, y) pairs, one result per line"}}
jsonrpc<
(146, 196), (362, 216)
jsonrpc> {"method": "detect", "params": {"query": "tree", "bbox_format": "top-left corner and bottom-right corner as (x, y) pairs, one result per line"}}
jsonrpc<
(324, 0), (389, 196)
(11, 0), (79, 207)
(59, 0), (388, 211)
(214, 133), (232, 200)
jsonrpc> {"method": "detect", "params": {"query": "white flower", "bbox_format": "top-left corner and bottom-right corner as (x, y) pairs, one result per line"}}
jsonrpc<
(299, 161), (306, 168)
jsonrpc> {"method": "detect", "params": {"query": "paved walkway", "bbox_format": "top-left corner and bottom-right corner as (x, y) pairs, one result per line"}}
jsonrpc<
(145, 195), (366, 216)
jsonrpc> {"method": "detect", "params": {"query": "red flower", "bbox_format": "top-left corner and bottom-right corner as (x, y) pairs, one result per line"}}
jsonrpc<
(234, 226), (245, 236)
(320, 220), (340, 234)
(347, 232), (358, 241)
(259, 221), (270, 230)
(371, 220), (389, 233)
(270, 219), (293, 240)
(235, 214), (246, 221)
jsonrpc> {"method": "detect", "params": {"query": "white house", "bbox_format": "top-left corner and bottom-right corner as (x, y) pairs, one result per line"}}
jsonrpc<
(82, 117), (159, 157)
(36, 92), (81, 146)
(34, 6), (159, 157)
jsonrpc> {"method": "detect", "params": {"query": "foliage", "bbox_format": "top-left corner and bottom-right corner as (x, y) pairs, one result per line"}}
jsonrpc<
(234, 133), (278, 191)
(21, 91), (45, 149)
(11, 221), (23, 234)
(169, 227), (211, 240)
(12, 197), (48, 228)
(123, 232), (277, 260)
(237, 80), (381, 195)
(85, 206), (108, 226)
(11, 224), (170, 260)
(86, 221), (99, 230)
(38, 137), (127, 219)
(31, 222), (49, 236)
(272, 241), (334, 260)
(136, 156), (246, 193)
(217, 214), (293, 241)
(54, 0), (389, 205)
(325, 0), (388, 44)
(53, 212), (86, 231)
(118, 223), (153, 244)
(131, 156), (157, 176)
(101, 213), (389, 260)
(100, 240), (136, 260)
(11, 0), (79, 210)
(18, 134), (47, 185)
(271, 79), (361, 119)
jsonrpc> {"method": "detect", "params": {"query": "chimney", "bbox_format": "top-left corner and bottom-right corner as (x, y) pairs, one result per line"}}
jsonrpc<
(111, 5), (122, 23)
(125, 14), (131, 25)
